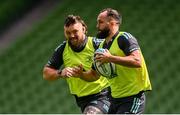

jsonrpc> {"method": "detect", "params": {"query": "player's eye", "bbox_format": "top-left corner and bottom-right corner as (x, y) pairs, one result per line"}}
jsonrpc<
(66, 31), (70, 36)
(98, 20), (103, 24)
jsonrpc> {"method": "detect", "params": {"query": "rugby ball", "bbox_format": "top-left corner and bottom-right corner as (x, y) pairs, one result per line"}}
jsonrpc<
(93, 48), (116, 79)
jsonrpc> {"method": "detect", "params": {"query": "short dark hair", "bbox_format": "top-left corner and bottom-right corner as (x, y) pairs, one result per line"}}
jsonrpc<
(100, 8), (122, 25)
(64, 15), (87, 34)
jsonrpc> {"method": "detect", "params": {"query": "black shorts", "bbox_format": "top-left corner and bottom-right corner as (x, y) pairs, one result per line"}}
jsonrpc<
(109, 91), (146, 114)
(74, 87), (111, 114)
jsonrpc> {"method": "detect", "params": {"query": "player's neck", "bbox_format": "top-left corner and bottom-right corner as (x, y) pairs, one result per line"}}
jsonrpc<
(106, 27), (119, 43)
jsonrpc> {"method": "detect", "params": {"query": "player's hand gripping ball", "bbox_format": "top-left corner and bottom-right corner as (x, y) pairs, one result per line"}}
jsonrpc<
(93, 48), (116, 79)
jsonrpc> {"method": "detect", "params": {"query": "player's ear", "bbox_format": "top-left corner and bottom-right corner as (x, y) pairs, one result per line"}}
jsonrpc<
(82, 26), (86, 33)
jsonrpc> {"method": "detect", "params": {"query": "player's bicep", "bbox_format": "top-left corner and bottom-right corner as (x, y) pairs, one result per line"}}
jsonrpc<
(46, 42), (66, 69)
(46, 52), (62, 69)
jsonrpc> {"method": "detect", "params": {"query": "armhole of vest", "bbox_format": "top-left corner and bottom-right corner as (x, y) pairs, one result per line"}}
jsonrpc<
(62, 41), (67, 50)
(61, 41), (67, 56)
(117, 32), (124, 50)
(92, 37), (98, 50)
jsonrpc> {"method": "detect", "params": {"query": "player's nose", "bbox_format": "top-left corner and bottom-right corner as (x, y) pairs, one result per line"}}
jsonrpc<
(69, 33), (75, 38)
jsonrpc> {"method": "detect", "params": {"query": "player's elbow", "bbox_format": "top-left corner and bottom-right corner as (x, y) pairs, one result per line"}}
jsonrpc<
(130, 50), (142, 68)
(43, 68), (49, 80)
(132, 56), (142, 68)
(43, 67), (55, 81)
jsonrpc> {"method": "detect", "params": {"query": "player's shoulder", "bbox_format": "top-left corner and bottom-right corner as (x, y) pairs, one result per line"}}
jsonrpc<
(89, 36), (104, 42)
(118, 31), (138, 43)
(90, 36), (104, 50)
(54, 41), (66, 52)
(119, 31), (135, 39)
(87, 36), (103, 44)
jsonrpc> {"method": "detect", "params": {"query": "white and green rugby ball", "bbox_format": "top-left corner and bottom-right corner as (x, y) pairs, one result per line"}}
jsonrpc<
(93, 48), (116, 78)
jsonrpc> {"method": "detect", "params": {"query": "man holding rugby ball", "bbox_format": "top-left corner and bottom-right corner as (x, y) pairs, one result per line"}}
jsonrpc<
(73, 8), (152, 114)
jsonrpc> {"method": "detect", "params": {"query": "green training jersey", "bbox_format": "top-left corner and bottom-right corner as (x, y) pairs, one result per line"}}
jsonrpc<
(99, 32), (152, 98)
(63, 37), (109, 97)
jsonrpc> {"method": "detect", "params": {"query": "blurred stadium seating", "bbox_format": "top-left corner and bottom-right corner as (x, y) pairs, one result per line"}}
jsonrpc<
(0, 0), (42, 34)
(0, 0), (180, 113)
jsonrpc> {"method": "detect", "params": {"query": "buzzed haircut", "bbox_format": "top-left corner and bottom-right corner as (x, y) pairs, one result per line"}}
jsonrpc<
(100, 8), (122, 25)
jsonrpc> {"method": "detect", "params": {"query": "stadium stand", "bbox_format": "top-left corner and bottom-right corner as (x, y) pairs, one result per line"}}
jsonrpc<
(0, 0), (180, 113)
(0, 0), (43, 34)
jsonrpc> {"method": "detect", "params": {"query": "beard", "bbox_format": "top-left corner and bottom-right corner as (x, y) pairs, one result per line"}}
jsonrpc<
(68, 40), (80, 49)
(96, 27), (110, 39)
(68, 37), (85, 51)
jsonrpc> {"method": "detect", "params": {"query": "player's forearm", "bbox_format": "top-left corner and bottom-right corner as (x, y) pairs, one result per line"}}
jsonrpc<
(80, 69), (100, 82)
(110, 55), (141, 68)
(43, 66), (59, 81)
